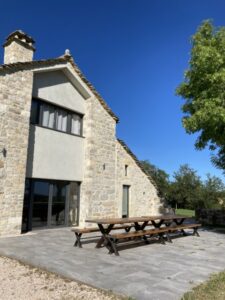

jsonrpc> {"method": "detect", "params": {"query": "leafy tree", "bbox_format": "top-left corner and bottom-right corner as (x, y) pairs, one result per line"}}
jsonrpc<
(167, 164), (202, 209)
(201, 174), (225, 208)
(176, 20), (225, 172)
(140, 160), (169, 198)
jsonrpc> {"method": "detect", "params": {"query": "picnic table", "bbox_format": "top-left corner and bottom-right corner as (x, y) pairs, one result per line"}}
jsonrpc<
(85, 215), (190, 248)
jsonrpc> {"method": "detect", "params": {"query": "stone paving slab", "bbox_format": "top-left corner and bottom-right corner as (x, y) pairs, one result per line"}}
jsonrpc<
(0, 228), (225, 300)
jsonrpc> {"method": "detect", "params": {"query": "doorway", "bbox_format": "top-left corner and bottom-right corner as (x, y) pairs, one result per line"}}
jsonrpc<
(122, 185), (130, 218)
(22, 179), (80, 232)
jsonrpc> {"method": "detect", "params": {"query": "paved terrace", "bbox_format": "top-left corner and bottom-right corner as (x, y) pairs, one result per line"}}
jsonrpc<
(0, 227), (225, 300)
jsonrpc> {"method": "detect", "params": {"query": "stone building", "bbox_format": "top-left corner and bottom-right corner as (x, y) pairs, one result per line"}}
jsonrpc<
(0, 30), (162, 236)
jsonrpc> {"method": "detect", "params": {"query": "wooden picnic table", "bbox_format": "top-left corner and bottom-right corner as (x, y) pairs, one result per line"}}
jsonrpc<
(85, 215), (191, 248)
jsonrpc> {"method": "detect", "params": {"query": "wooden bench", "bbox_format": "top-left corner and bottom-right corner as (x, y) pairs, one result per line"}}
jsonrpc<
(104, 227), (171, 256)
(166, 223), (201, 241)
(72, 224), (133, 248)
(104, 223), (201, 256)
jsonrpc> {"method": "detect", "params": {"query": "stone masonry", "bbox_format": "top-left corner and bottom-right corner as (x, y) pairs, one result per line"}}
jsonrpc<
(0, 69), (33, 236)
(0, 31), (35, 236)
(0, 30), (163, 235)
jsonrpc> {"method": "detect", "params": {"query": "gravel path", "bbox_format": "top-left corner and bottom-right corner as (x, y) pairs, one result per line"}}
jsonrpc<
(0, 256), (125, 300)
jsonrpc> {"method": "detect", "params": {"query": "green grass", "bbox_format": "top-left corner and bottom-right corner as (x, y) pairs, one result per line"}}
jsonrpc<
(181, 270), (225, 300)
(175, 209), (195, 218)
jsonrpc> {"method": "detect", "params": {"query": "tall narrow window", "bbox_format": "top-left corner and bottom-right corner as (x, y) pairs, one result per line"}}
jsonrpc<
(41, 104), (55, 128)
(56, 109), (68, 132)
(71, 114), (81, 135)
(125, 165), (128, 176)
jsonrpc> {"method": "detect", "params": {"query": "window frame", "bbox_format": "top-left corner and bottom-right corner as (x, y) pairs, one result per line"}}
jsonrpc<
(30, 97), (84, 137)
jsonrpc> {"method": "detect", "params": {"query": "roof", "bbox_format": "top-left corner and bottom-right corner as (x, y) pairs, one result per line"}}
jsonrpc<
(3, 30), (35, 51)
(5, 30), (35, 44)
(117, 138), (158, 190)
(0, 55), (119, 122)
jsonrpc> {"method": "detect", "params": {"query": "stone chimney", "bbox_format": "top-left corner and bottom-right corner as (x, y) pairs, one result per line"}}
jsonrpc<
(3, 30), (35, 64)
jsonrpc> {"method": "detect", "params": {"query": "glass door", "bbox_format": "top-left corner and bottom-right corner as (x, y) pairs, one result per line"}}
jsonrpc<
(68, 182), (80, 226)
(22, 179), (80, 232)
(51, 182), (67, 226)
(32, 180), (50, 228)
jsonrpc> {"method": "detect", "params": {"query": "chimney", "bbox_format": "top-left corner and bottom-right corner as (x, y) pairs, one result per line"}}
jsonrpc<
(3, 30), (35, 64)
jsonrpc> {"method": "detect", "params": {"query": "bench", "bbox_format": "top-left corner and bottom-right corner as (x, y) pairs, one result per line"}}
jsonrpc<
(166, 223), (201, 241)
(104, 227), (171, 256)
(72, 224), (133, 248)
(104, 223), (201, 256)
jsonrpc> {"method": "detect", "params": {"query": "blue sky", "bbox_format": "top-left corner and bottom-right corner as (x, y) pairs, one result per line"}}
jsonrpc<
(1, 0), (225, 182)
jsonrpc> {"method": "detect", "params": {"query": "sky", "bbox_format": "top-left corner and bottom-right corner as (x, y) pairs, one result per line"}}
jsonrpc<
(1, 0), (225, 182)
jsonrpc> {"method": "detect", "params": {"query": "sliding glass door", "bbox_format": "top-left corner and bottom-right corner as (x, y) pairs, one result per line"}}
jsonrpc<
(32, 180), (49, 228)
(51, 182), (67, 226)
(22, 179), (80, 232)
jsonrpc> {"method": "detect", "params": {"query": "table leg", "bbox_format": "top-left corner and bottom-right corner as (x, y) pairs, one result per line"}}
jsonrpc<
(96, 224), (114, 248)
(134, 221), (149, 243)
(151, 219), (165, 228)
(134, 221), (148, 231)
(174, 218), (185, 225)
(74, 233), (82, 248)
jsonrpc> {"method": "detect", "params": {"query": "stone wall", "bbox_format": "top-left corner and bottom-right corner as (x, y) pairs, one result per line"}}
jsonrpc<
(79, 94), (117, 226)
(115, 140), (162, 217)
(4, 40), (34, 64)
(0, 68), (33, 236)
(196, 209), (225, 226)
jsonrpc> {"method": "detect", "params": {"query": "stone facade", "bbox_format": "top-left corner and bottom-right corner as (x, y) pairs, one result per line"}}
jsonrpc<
(0, 69), (33, 236)
(0, 30), (163, 235)
(115, 140), (162, 217)
(3, 30), (35, 64)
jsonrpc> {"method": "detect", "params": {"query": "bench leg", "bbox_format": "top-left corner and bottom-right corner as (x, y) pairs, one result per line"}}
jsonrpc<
(158, 233), (166, 244)
(193, 228), (200, 237)
(165, 232), (172, 243)
(105, 236), (119, 256)
(142, 235), (149, 244)
(104, 237), (114, 254)
(74, 233), (82, 248)
(181, 229), (187, 236)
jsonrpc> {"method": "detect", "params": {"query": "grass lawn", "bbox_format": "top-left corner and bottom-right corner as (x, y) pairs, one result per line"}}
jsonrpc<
(182, 270), (225, 300)
(175, 208), (195, 218)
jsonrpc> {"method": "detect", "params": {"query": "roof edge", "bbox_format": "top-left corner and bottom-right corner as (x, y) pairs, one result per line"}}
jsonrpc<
(117, 138), (159, 190)
(0, 55), (119, 123)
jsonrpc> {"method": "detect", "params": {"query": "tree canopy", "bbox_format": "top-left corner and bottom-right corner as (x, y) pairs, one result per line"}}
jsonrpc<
(141, 160), (169, 198)
(167, 164), (202, 210)
(176, 20), (225, 172)
(140, 161), (225, 210)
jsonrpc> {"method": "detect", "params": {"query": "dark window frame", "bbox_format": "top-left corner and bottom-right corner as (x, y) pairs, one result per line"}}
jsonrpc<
(30, 97), (84, 137)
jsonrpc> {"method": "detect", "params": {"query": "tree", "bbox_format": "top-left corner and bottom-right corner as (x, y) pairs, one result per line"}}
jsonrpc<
(140, 160), (169, 198)
(167, 164), (202, 209)
(176, 20), (225, 172)
(201, 174), (225, 208)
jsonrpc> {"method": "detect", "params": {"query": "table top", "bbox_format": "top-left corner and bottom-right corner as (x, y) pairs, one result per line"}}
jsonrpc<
(85, 215), (189, 224)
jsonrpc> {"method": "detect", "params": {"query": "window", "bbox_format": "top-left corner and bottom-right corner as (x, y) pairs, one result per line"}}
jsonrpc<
(41, 103), (55, 129)
(56, 109), (68, 132)
(125, 165), (128, 176)
(30, 98), (83, 136)
(71, 114), (82, 135)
